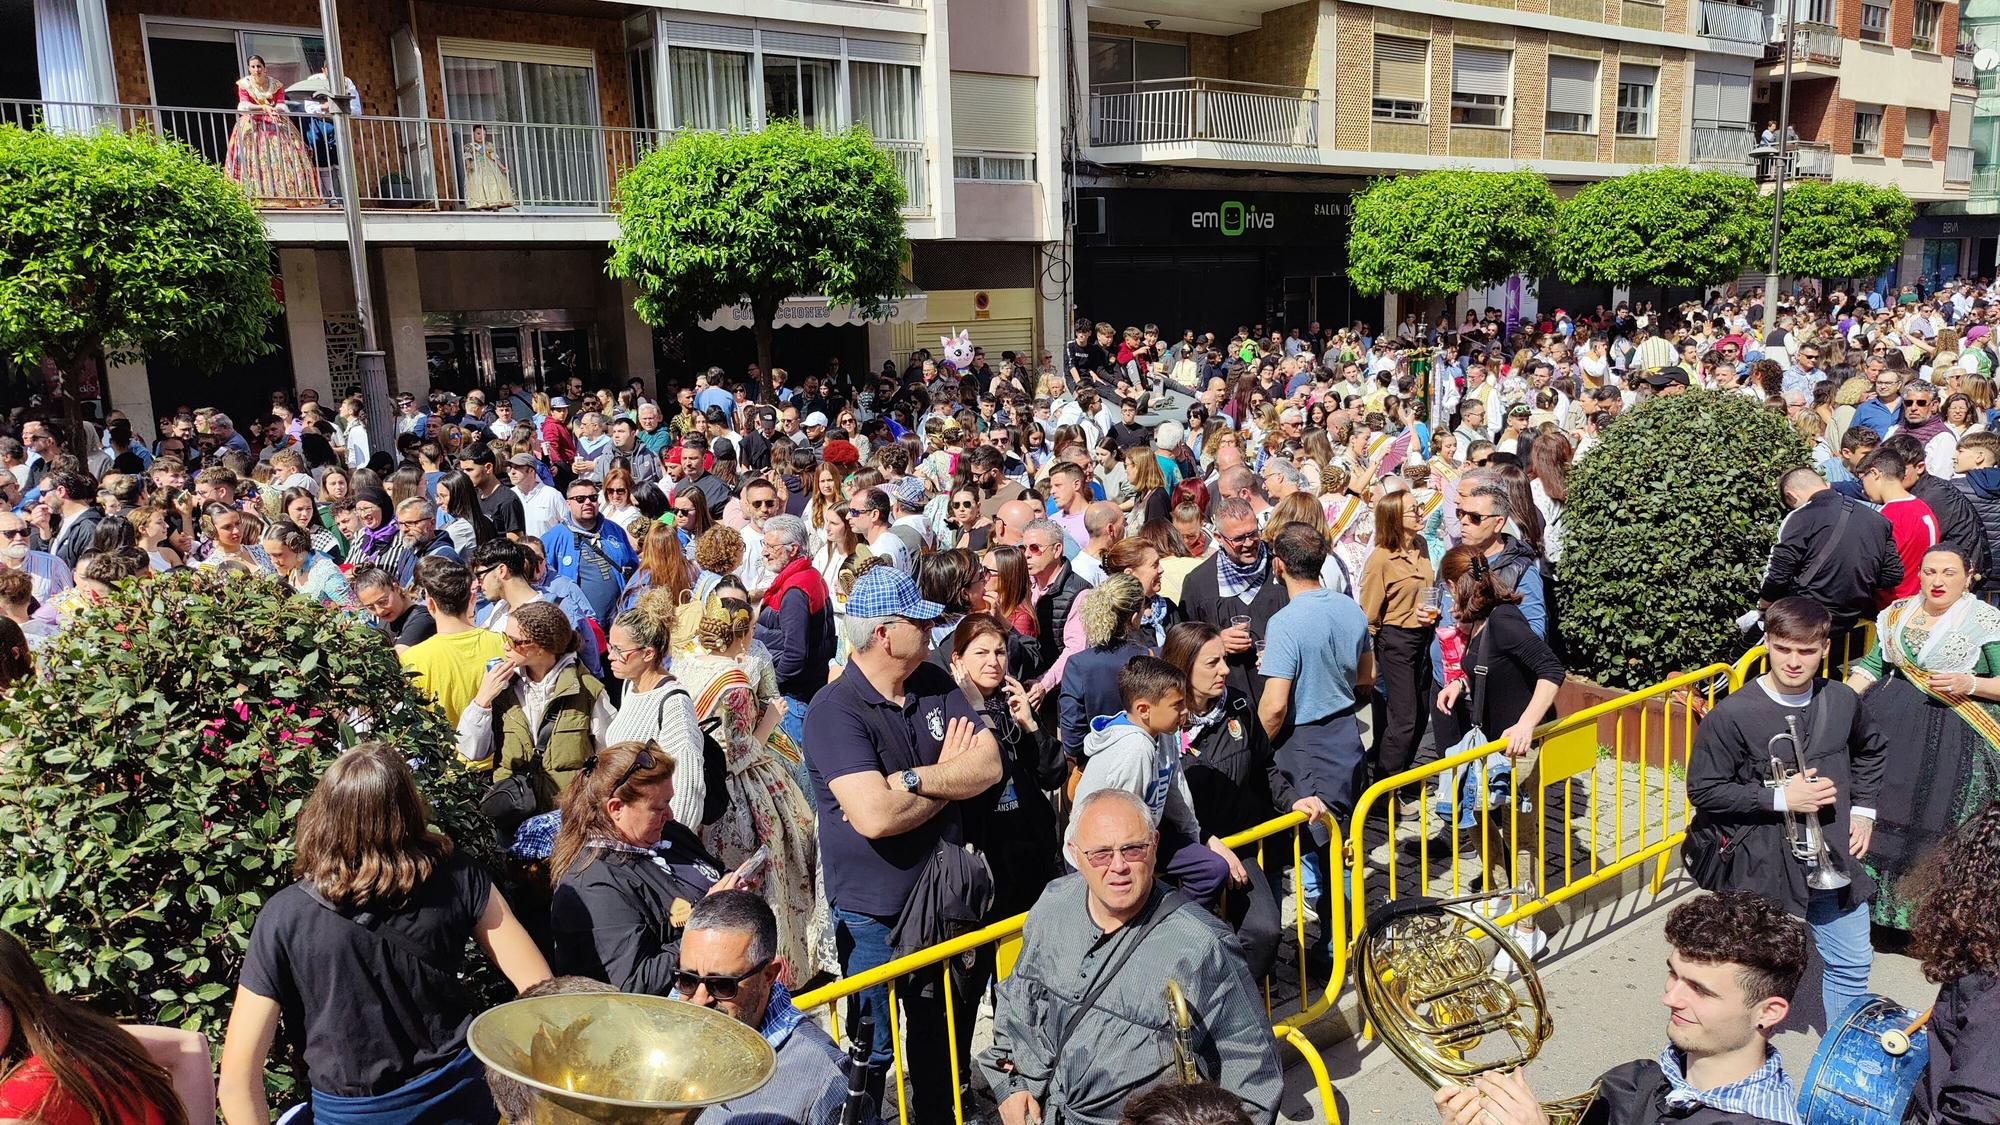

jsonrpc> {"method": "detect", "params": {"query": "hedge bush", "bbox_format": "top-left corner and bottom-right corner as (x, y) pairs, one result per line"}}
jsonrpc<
(0, 569), (490, 1056)
(1556, 390), (1808, 689)
(1346, 169), (1557, 297)
(1546, 167), (1768, 288)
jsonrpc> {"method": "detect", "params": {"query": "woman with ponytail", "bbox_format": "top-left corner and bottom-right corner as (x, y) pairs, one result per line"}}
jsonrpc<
(605, 594), (707, 829)
(1905, 800), (2000, 1122)
(669, 592), (826, 985)
(1056, 573), (1156, 765)
(0, 928), (203, 1125)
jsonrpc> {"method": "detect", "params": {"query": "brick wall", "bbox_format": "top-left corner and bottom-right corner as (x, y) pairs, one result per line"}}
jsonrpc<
(1933, 106), (1949, 160)
(1882, 103), (1906, 155)
(1786, 78), (1840, 143)
(1087, 21), (1227, 80)
(1838, 0), (1862, 36)
(1333, 4), (1373, 149)
(1512, 30), (1548, 160)
(1230, 0), (1320, 88)
(1889, 0), (1913, 48)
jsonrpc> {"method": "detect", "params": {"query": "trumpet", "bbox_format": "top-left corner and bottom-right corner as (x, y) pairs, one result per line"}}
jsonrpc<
(1765, 714), (1851, 891)
(1165, 979), (1200, 1085)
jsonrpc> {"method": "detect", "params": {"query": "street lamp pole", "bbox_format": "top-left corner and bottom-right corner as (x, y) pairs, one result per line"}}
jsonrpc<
(1763, 0), (1798, 340)
(315, 0), (394, 455)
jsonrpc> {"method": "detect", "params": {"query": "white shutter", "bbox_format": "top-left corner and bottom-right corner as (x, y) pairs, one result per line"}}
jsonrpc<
(435, 37), (594, 68)
(1373, 36), (1428, 102)
(849, 37), (922, 64)
(952, 73), (1037, 151)
(663, 21), (754, 49)
(1692, 70), (1721, 123)
(1451, 46), (1511, 98)
(761, 30), (841, 58)
(1716, 73), (1751, 124)
(1548, 56), (1597, 117)
(1952, 97), (1974, 146)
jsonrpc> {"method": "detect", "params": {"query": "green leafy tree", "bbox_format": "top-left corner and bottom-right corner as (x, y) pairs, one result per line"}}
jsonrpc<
(1557, 390), (1809, 689)
(0, 570), (490, 1073)
(609, 121), (909, 375)
(1346, 170), (1557, 297)
(0, 126), (280, 445)
(1547, 168), (1768, 288)
(1775, 181), (1914, 281)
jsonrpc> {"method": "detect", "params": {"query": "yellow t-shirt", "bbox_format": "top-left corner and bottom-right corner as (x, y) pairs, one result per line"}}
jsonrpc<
(400, 627), (507, 726)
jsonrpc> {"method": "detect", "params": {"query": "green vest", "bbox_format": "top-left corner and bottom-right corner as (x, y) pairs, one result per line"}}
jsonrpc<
(492, 661), (605, 812)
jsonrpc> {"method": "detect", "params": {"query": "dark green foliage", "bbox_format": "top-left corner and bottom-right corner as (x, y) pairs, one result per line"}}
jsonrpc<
(1547, 168), (1769, 287)
(1346, 170), (1557, 297)
(1775, 181), (1914, 281)
(1556, 390), (1809, 689)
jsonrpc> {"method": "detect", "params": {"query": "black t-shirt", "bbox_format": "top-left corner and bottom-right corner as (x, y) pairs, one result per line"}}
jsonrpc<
(1066, 341), (1093, 379)
(240, 852), (493, 1097)
(384, 603), (436, 647)
(478, 483), (526, 539)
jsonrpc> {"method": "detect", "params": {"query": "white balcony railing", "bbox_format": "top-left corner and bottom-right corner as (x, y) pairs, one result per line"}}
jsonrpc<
(1089, 78), (1318, 148)
(1700, 0), (1767, 42)
(1691, 124), (1756, 165)
(1948, 145), (1974, 183)
(1767, 21), (1845, 63)
(1755, 141), (1835, 181)
(0, 99), (932, 218)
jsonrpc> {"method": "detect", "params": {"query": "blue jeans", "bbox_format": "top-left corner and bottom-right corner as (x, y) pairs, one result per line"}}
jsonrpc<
(1807, 890), (1874, 1023)
(780, 694), (814, 807)
(834, 906), (952, 1122)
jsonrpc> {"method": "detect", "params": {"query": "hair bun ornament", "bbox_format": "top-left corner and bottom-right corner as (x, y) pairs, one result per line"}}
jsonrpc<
(1470, 554), (1490, 580)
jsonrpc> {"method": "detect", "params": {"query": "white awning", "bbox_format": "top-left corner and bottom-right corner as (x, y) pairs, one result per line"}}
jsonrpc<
(697, 291), (928, 332)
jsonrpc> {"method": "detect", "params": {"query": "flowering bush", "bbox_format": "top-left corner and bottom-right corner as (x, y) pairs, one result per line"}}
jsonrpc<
(0, 569), (490, 1050)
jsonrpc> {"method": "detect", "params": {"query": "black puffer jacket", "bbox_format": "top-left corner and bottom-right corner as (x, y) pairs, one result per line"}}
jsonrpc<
(1906, 971), (2000, 1124)
(1913, 472), (1990, 584)
(1954, 470), (2000, 600)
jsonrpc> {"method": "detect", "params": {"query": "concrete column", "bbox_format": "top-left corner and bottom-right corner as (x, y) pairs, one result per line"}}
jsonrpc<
(105, 359), (153, 441)
(379, 246), (427, 397)
(1038, 240), (1070, 364)
(280, 248), (333, 403)
(614, 278), (656, 398)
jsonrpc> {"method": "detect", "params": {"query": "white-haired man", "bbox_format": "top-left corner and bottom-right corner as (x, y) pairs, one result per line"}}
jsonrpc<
(752, 512), (834, 752)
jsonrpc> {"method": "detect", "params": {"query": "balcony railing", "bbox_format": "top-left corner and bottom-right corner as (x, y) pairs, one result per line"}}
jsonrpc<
(1765, 21), (1844, 64)
(1956, 52), (1977, 86)
(1699, 0), (1767, 42)
(1089, 78), (1318, 148)
(1691, 124), (1755, 165)
(0, 99), (931, 218)
(1754, 141), (1835, 181)
(1949, 145), (1974, 183)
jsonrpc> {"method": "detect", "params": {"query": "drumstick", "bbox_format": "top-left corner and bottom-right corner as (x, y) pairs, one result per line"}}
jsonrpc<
(1879, 1007), (1933, 1057)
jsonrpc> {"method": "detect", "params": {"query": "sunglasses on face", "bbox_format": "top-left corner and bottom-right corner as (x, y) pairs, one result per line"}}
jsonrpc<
(670, 958), (771, 1001)
(1080, 842), (1152, 868)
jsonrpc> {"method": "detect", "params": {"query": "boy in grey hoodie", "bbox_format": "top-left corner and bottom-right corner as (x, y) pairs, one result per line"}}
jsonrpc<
(1068, 656), (1243, 907)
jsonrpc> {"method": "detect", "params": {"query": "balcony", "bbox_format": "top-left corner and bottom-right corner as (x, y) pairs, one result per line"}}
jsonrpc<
(1949, 145), (1974, 183)
(0, 99), (931, 222)
(1956, 51), (1977, 87)
(1753, 141), (1835, 181)
(1764, 22), (1844, 65)
(1699, 0), (1768, 43)
(1088, 78), (1318, 149)
(1692, 124), (1756, 166)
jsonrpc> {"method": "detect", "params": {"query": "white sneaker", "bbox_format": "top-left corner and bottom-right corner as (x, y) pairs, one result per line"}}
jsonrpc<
(1491, 920), (1549, 976)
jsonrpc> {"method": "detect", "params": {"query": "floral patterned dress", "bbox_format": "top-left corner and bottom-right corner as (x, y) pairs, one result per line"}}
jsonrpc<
(223, 78), (318, 206)
(672, 646), (829, 982)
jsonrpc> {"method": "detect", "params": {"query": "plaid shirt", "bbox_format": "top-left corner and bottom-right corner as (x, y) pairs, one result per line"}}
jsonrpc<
(1657, 1045), (1801, 1125)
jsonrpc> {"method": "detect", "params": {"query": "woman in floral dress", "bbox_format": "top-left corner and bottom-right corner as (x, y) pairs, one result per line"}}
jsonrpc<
(223, 56), (318, 206)
(671, 590), (828, 982)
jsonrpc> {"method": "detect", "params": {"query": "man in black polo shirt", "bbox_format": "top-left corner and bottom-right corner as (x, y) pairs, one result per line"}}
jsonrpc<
(458, 443), (525, 539)
(806, 566), (1002, 1121)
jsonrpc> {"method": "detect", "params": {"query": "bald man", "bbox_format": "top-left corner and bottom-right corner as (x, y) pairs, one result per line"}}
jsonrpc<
(1215, 466), (1270, 521)
(992, 498), (1040, 547)
(1071, 500), (1126, 586)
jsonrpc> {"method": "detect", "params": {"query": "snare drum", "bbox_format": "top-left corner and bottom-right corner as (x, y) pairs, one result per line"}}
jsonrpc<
(1796, 994), (1930, 1125)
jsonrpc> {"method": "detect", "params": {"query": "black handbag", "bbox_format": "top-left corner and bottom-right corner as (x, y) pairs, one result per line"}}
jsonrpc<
(479, 705), (561, 845)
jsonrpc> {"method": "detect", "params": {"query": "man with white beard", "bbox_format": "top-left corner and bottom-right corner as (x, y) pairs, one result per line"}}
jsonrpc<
(0, 509), (72, 602)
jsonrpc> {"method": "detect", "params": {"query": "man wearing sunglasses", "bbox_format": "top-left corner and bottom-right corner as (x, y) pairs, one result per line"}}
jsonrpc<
(675, 891), (850, 1123)
(0, 508), (71, 603)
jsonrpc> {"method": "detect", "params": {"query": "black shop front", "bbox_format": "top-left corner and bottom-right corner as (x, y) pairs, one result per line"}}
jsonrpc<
(1074, 187), (1364, 340)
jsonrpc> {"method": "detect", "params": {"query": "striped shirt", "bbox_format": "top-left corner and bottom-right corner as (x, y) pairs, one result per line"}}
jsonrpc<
(6, 551), (72, 604)
(1657, 1044), (1801, 1124)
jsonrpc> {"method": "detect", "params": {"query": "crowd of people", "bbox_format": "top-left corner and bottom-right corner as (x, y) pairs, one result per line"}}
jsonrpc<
(5, 281), (2000, 1123)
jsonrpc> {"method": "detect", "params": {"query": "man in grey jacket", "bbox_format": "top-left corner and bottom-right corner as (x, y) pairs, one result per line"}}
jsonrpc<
(979, 788), (1283, 1125)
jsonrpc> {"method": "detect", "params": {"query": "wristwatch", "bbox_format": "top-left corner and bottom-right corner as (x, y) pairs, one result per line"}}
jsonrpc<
(900, 768), (922, 795)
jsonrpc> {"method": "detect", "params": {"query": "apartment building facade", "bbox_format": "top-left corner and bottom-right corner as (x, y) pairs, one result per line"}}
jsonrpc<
(4, 0), (1067, 434)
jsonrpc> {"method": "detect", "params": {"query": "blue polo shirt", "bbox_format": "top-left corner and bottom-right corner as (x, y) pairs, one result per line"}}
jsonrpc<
(1259, 587), (1370, 724)
(807, 660), (980, 917)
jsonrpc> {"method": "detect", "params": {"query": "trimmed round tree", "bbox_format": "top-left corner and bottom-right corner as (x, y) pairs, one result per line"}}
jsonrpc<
(0, 125), (280, 447)
(609, 121), (909, 376)
(1776, 181), (1914, 281)
(1557, 390), (1809, 689)
(1346, 170), (1557, 297)
(0, 569), (488, 1046)
(1547, 168), (1768, 288)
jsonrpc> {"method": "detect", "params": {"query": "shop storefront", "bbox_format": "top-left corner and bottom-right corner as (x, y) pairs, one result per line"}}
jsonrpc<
(1074, 188), (1361, 339)
(1909, 212), (2000, 286)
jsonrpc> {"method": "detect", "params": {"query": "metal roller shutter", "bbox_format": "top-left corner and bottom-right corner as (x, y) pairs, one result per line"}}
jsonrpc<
(1373, 37), (1428, 103)
(1548, 56), (1597, 118)
(951, 73), (1038, 152)
(1451, 46), (1511, 97)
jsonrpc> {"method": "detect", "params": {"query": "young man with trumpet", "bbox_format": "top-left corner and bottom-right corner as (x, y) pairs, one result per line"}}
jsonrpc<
(1682, 595), (1883, 1024)
(1433, 892), (1810, 1125)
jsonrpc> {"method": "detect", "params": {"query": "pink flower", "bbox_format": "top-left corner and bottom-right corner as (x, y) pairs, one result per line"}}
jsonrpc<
(230, 702), (250, 721)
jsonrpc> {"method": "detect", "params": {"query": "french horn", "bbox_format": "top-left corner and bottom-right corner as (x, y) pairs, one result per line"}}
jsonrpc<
(1351, 889), (1597, 1125)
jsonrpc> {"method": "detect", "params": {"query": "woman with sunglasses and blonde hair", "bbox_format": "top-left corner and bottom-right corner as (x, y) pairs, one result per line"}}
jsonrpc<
(660, 592), (823, 984)
(549, 739), (743, 994)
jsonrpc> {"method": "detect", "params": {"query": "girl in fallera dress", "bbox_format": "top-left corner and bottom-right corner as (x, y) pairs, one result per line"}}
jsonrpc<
(223, 56), (319, 207)
(463, 125), (518, 211)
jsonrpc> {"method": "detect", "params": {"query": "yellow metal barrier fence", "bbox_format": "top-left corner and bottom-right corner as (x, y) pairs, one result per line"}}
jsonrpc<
(790, 811), (1348, 1125)
(1346, 662), (1733, 947)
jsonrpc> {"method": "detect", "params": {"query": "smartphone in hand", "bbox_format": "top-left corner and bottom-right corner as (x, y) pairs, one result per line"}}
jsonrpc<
(733, 844), (771, 888)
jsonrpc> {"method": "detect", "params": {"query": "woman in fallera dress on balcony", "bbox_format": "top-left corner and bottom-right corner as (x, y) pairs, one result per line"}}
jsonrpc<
(223, 55), (320, 207)
(463, 124), (518, 211)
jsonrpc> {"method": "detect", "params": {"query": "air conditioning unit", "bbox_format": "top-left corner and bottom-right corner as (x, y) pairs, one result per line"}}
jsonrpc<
(1074, 195), (1106, 235)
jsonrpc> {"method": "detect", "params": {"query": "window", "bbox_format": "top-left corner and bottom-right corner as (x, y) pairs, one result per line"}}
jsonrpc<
(762, 54), (838, 131)
(850, 62), (921, 141)
(1853, 105), (1883, 154)
(1907, 107), (1935, 152)
(1914, 0), (1943, 50)
(1616, 64), (1657, 137)
(668, 47), (753, 131)
(1545, 55), (1598, 133)
(1450, 46), (1511, 127)
(1088, 35), (1190, 87)
(1801, 0), (1835, 23)
(441, 46), (602, 206)
(1372, 36), (1429, 121)
(1860, 0), (1889, 42)
(953, 152), (1035, 181)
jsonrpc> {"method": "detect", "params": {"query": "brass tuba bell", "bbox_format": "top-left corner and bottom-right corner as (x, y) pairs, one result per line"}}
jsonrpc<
(466, 992), (778, 1124)
(1351, 890), (1598, 1125)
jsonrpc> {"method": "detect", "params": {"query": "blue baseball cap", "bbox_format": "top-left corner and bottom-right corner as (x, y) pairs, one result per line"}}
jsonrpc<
(847, 566), (945, 622)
